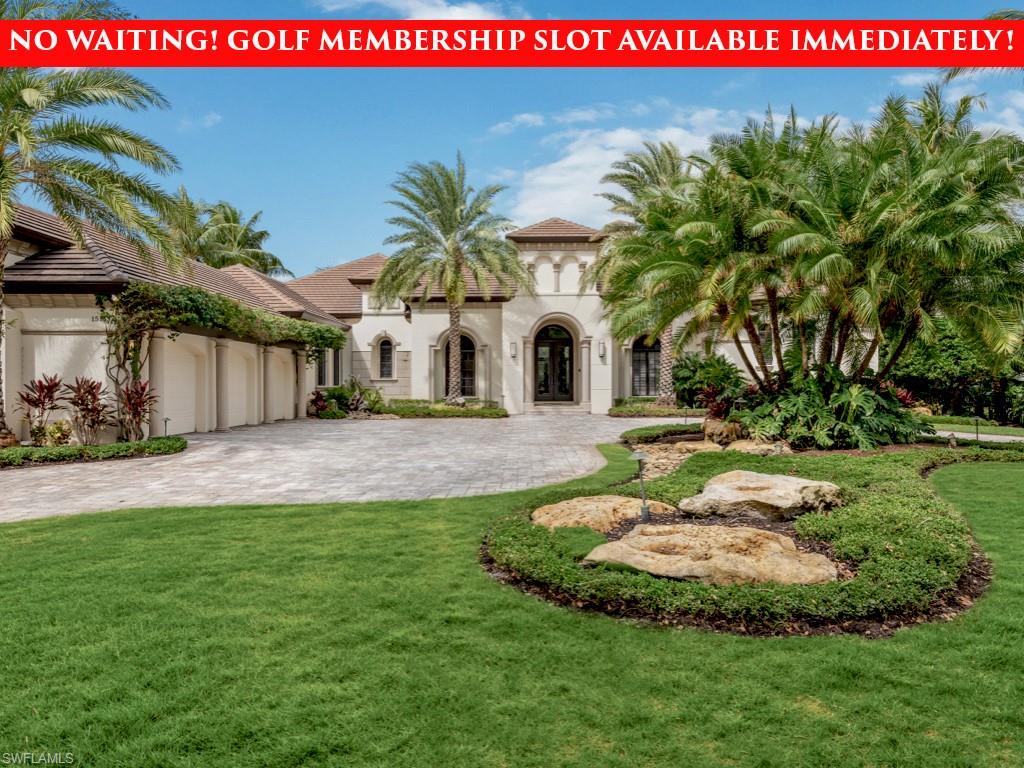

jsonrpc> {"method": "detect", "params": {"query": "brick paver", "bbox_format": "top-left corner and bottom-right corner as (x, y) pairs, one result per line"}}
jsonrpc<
(0, 415), (698, 523)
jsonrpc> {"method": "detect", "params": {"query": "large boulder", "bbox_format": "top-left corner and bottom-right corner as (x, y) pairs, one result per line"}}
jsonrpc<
(531, 495), (675, 533)
(725, 439), (793, 456)
(585, 523), (838, 585)
(703, 418), (745, 446)
(676, 439), (725, 455)
(678, 470), (842, 520)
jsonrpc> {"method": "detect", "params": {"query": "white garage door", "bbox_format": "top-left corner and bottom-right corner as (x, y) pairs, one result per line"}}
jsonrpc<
(163, 344), (198, 435)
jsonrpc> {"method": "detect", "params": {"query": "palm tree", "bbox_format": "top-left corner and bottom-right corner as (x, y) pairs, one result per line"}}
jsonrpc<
(0, 66), (178, 442)
(946, 10), (1024, 80)
(590, 142), (687, 406)
(201, 202), (292, 277)
(372, 153), (531, 405)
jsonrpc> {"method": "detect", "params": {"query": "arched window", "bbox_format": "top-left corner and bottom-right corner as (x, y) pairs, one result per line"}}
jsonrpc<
(379, 338), (394, 379)
(631, 336), (661, 397)
(444, 335), (476, 397)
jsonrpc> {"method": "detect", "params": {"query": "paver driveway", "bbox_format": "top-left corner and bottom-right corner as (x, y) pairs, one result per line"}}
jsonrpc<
(0, 415), (697, 523)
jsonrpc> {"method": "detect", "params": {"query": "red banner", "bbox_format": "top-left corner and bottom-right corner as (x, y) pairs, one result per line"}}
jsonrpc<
(0, 19), (1019, 68)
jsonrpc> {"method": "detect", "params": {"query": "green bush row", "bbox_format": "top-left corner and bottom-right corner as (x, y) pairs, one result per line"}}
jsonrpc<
(619, 422), (703, 446)
(0, 436), (187, 468)
(925, 414), (996, 426)
(486, 446), (1010, 627)
(608, 404), (706, 418)
(380, 402), (508, 418)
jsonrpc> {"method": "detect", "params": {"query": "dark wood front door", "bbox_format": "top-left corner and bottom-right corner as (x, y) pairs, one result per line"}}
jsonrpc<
(535, 325), (574, 402)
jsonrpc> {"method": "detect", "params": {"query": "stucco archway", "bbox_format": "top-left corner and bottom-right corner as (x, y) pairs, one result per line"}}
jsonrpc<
(523, 313), (590, 408)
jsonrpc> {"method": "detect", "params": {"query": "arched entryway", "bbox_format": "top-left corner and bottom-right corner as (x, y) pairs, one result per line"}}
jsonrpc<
(631, 336), (661, 397)
(444, 334), (476, 397)
(534, 324), (574, 402)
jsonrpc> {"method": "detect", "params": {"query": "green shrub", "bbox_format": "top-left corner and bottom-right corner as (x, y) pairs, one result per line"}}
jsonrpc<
(319, 408), (347, 420)
(672, 352), (746, 407)
(734, 377), (933, 450)
(0, 436), (186, 468)
(486, 448), (1007, 627)
(619, 423), (703, 446)
(925, 414), (996, 426)
(381, 402), (508, 418)
(608, 404), (706, 418)
(322, 378), (384, 414)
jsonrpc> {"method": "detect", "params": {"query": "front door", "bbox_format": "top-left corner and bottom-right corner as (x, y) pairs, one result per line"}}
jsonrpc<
(534, 325), (574, 402)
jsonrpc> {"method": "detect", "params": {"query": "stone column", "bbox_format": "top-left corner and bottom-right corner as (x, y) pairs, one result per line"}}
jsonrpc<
(148, 331), (166, 437)
(215, 339), (230, 432)
(552, 262), (561, 293)
(523, 338), (534, 406)
(621, 344), (632, 400)
(262, 347), (275, 424)
(581, 337), (592, 411)
(294, 349), (307, 419)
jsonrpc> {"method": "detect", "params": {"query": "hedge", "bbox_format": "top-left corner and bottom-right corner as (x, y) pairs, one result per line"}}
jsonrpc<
(381, 401), (508, 418)
(608, 403), (706, 418)
(619, 422), (703, 446)
(0, 436), (187, 468)
(485, 446), (1013, 628)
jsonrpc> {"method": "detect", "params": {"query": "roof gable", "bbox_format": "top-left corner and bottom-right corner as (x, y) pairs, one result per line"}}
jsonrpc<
(507, 217), (601, 243)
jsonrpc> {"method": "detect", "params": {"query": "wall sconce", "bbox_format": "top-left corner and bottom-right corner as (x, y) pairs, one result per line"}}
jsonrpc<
(598, 340), (607, 359)
(510, 341), (518, 359)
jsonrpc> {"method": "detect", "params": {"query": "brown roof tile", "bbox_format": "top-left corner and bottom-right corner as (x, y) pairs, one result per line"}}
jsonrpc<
(287, 253), (388, 318)
(220, 264), (348, 328)
(507, 217), (601, 243)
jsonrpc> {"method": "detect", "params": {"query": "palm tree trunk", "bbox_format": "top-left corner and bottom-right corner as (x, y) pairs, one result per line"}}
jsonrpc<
(0, 238), (12, 438)
(798, 321), (810, 378)
(743, 319), (773, 387)
(765, 288), (787, 387)
(852, 332), (882, 381)
(732, 334), (764, 389)
(817, 308), (839, 370)
(655, 326), (676, 407)
(446, 302), (463, 405)
(877, 321), (918, 381)
(833, 318), (853, 370)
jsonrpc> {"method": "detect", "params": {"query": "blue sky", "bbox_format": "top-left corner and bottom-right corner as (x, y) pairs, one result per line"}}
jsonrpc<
(96, 0), (1024, 277)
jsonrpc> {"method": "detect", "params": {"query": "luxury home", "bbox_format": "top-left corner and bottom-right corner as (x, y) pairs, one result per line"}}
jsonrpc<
(1, 207), (754, 439)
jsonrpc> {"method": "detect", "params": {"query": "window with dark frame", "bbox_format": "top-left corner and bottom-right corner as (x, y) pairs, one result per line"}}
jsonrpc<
(631, 336), (661, 397)
(316, 350), (326, 387)
(379, 338), (394, 379)
(332, 347), (342, 385)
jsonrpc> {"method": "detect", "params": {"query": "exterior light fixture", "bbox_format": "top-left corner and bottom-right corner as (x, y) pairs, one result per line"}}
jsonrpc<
(598, 340), (606, 359)
(631, 450), (650, 522)
(510, 341), (517, 359)
(163, 417), (171, 437)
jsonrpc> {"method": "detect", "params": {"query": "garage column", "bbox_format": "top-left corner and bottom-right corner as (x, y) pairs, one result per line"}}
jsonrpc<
(294, 349), (307, 419)
(215, 339), (230, 432)
(523, 338), (534, 407)
(148, 331), (166, 438)
(581, 337), (592, 412)
(262, 346), (275, 424)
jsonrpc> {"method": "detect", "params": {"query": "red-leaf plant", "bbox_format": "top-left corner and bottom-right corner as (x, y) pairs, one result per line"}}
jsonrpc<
(17, 374), (63, 445)
(63, 377), (115, 446)
(117, 380), (158, 442)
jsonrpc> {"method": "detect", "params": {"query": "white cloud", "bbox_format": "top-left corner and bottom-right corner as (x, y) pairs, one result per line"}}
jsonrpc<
(488, 112), (545, 135)
(313, 0), (528, 19)
(177, 111), (223, 132)
(553, 104), (617, 124)
(509, 107), (750, 227)
(892, 71), (938, 87)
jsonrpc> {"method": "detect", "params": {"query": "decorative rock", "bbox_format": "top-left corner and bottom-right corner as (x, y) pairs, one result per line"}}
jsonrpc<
(911, 405), (934, 417)
(635, 444), (689, 479)
(678, 470), (842, 520)
(531, 495), (676, 533)
(585, 523), (838, 585)
(0, 430), (19, 449)
(703, 418), (745, 446)
(725, 439), (793, 456)
(676, 440), (725, 455)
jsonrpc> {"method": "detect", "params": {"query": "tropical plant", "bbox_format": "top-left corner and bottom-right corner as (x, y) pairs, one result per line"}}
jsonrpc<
(63, 377), (115, 445)
(372, 153), (531, 405)
(0, 54), (178, 443)
(45, 419), (72, 446)
(588, 142), (689, 406)
(117, 380), (158, 442)
(672, 352), (746, 407)
(17, 374), (63, 445)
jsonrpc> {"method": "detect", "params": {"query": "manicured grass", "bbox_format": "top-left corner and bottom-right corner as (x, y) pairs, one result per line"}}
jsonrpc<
(926, 418), (1024, 438)
(1, 449), (1023, 766)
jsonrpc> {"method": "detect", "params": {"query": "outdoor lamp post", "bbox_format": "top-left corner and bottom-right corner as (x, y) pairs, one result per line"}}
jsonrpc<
(631, 450), (650, 522)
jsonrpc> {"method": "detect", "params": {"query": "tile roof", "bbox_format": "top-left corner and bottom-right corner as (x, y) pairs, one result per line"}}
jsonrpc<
(220, 264), (348, 328)
(506, 217), (601, 243)
(287, 253), (388, 318)
(3, 205), (343, 328)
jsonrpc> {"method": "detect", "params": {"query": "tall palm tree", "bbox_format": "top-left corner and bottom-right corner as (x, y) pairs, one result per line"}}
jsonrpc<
(201, 202), (291, 277)
(590, 142), (687, 406)
(0, 66), (178, 442)
(372, 153), (531, 405)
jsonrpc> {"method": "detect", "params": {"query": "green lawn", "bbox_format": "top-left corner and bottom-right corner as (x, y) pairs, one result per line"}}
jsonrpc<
(1, 449), (1022, 766)
(926, 418), (1024, 438)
